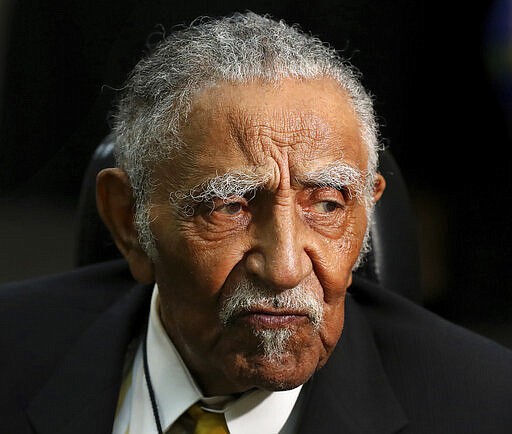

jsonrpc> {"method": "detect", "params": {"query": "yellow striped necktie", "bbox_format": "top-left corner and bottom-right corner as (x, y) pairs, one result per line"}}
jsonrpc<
(187, 403), (229, 434)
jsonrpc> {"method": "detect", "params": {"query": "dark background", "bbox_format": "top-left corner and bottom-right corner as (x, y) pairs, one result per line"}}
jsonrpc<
(1, 1), (511, 347)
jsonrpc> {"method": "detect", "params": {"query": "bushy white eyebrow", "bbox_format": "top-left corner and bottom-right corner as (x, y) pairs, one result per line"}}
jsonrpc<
(169, 162), (365, 216)
(297, 162), (365, 200)
(169, 169), (270, 216)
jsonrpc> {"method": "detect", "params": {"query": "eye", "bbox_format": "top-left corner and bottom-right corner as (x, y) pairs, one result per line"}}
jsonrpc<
(312, 200), (342, 213)
(213, 200), (245, 215)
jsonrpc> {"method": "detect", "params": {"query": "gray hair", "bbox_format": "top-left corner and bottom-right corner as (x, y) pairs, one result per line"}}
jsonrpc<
(111, 11), (383, 262)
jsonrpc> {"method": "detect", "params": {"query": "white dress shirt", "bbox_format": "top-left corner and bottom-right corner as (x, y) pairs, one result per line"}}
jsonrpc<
(112, 284), (303, 434)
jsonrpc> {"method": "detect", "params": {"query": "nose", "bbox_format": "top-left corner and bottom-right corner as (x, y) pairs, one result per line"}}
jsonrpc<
(245, 203), (313, 290)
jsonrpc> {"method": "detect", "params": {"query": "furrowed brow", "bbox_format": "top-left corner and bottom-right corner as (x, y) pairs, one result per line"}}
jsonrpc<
(297, 162), (365, 199)
(169, 170), (270, 216)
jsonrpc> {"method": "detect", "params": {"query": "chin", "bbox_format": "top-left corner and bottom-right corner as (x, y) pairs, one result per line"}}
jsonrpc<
(252, 368), (312, 392)
(233, 337), (322, 392)
(211, 322), (329, 394)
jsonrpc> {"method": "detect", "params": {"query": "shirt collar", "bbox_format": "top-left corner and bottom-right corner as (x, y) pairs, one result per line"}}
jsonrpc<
(147, 283), (302, 434)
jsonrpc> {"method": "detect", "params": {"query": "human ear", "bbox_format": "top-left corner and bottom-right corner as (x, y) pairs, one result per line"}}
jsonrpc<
(96, 168), (155, 284)
(372, 173), (386, 203)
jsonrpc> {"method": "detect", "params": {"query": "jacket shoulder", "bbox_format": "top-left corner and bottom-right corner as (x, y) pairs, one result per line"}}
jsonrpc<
(350, 275), (512, 432)
(0, 259), (134, 303)
(0, 260), (137, 409)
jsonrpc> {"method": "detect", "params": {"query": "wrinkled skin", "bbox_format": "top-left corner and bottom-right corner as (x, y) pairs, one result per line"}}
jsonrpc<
(97, 77), (385, 396)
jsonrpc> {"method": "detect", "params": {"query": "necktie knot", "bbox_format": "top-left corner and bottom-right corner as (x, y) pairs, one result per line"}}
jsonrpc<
(187, 403), (229, 434)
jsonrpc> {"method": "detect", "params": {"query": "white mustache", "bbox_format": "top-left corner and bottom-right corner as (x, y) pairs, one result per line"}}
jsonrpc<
(219, 279), (324, 329)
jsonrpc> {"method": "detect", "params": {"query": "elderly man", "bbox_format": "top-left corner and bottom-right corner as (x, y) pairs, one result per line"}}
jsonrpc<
(1, 11), (512, 434)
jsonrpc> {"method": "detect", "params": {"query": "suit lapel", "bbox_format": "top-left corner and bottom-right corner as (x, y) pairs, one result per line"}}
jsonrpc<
(26, 281), (152, 434)
(298, 292), (408, 434)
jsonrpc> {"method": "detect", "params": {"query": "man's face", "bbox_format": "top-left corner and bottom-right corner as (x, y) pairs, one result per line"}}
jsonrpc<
(147, 77), (381, 395)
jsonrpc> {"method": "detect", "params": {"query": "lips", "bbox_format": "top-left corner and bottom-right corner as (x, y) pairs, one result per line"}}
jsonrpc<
(218, 278), (325, 329)
(236, 308), (310, 328)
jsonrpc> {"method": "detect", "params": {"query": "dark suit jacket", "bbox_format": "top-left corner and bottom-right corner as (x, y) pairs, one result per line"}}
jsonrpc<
(1, 259), (511, 434)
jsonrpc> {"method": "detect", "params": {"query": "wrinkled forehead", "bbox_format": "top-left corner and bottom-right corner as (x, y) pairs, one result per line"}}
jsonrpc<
(226, 108), (343, 165)
(163, 78), (367, 188)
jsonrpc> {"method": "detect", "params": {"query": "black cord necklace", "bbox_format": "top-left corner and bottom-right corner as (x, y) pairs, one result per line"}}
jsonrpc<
(142, 327), (164, 434)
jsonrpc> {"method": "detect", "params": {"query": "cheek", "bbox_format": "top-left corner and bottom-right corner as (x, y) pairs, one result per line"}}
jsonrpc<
(322, 292), (346, 341)
(196, 245), (248, 290)
(154, 229), (251, 350)
(306, 204), (368, 291)
(313, 291), (347, 370)
(307, 235), (356, 306)
(155, 222), (250, 293)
